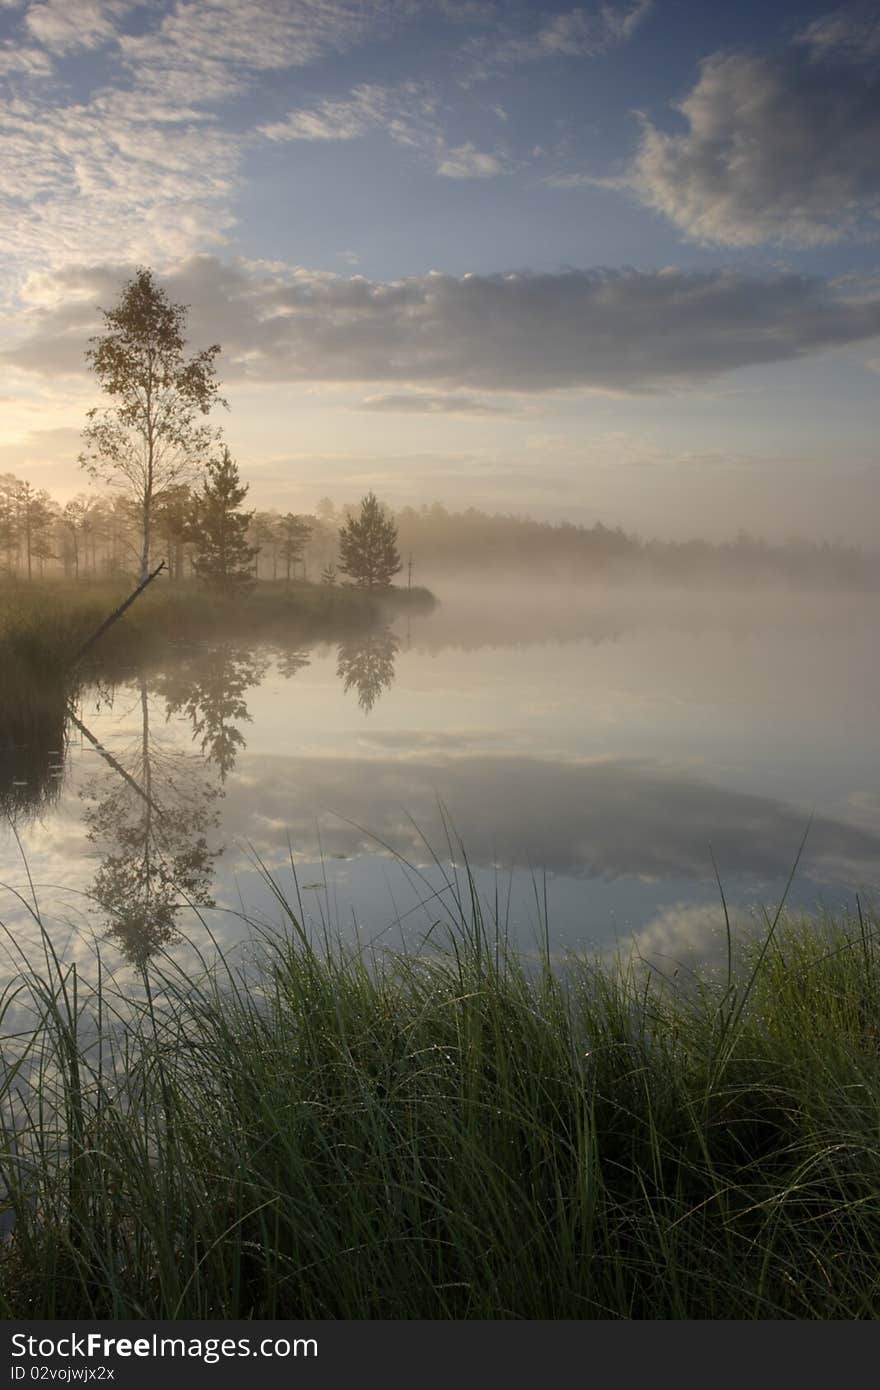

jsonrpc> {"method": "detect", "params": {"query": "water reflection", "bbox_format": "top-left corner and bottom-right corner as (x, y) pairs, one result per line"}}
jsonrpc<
(219, 751), (880, 890)
(155, 645), (269, 781)
(336, 628), (398, 713)
(0, 673), (67, 820)
(2, 590), (879, 971)
(275, 646), (311, 681)
(80, 674), (221, 967)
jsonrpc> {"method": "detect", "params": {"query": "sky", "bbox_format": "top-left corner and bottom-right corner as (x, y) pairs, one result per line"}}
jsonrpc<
(1, 0), (879, 541)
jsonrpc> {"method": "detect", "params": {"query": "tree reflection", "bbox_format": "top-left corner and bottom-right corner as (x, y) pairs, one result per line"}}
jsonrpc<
(274, 645), (311, 681)
(336, 628), (398, 713)
(81, 674), (221, 967)
(155, 645), (268, 781)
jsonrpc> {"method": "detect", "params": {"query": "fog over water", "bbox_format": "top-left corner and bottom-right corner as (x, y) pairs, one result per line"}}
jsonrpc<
(1, 581), (878, 980)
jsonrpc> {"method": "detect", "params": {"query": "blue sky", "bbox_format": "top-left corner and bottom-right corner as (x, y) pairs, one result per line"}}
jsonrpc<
(1, 0), (878, 540)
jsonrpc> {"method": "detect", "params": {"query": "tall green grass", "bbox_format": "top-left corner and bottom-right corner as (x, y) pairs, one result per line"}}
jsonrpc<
(1, 858), (879, 1319)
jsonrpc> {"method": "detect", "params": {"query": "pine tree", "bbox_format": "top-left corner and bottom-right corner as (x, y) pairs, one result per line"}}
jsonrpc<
(190, 446), (257, 595)
(337, 492), (402, 590)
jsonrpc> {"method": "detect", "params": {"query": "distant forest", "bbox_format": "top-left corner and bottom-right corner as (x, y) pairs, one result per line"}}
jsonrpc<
(394, 505), (879, 588)
(0, 473), (875, 589)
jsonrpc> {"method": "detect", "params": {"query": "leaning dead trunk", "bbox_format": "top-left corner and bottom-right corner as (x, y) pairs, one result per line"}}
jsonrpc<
(69, 560), (166, 669)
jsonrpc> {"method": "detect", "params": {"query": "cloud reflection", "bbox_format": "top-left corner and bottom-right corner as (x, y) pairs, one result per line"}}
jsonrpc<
(221, 750), (880, 889)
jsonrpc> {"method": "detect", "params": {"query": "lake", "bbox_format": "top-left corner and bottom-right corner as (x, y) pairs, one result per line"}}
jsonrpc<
(2, 583), (878, 979)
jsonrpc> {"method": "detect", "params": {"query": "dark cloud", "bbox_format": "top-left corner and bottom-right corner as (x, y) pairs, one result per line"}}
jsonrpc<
(797, 4), (880, 64)
(630, 30), (880, 246)
(7, 255), (880, 393)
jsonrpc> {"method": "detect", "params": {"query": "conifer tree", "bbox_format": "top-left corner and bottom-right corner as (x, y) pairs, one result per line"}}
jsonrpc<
(190, 446), (257, 595)
(337, 491), (401, 590)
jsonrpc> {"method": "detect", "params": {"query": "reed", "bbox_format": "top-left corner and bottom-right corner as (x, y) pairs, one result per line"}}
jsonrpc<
(1, 851), (879, 1319)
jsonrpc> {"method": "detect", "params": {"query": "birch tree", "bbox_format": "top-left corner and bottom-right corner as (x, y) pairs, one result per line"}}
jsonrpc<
(79, 268), (224, 581)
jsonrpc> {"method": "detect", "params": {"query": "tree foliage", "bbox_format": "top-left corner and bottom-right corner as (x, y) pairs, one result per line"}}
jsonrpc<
(156, 644), (268, 781)
(189, 446), (257, 595)
(337, 491), (401, 590)
(278, 512), (312, 582)
(336, 629), (398, 712)
(79, 267), (224, 580)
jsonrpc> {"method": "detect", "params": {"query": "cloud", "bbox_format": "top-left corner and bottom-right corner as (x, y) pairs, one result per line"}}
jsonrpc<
(0, 42), (52, 74)
(622, 900), (756, 970)
(357, 391), (518, 415)
(0, 93), (241, 286)
(470, 0), (651, 74)
(0, 3), (415, 280)
(24, 0), (138, 55)
(259, 80), (437, 144)
(797, 3), (880, 63)
(435, 142), (503, 177)
(542, 171), (601, 190)
(259, 80), (504, 177)
(628, 28), (880, 246)
(8, 255), (880, 395)
(117, 0), (398, 105)
(0, 426), (82, 473)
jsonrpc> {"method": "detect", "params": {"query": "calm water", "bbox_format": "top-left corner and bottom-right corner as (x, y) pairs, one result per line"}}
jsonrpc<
(2, 585), (879, 978)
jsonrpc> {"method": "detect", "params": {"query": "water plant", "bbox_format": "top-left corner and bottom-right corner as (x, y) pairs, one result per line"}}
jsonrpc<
(1, 845), (879, 1319)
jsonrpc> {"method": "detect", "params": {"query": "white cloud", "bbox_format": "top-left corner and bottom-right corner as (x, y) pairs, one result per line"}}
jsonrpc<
(261, 91), (383, 142)
(117, 0), (396, 105)
(472, 0), (651, 73)
(259, 80), (438, 145)
(0, 92), (241, 288)
(435, 141), (503, 177)
(0, 4), (424, 291)
(25, 0), (138, 55)
(260, 79), (504, 177)
(6, 256), (880, 394)
(0, 42), (52, 74)
(622, 901), (755, 970)
(629, 34), (880, 246)
(542, 171), (601, 189)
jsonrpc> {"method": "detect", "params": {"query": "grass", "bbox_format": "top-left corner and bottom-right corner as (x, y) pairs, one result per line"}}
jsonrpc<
(1, 852), (880, 1319)
(0, 577), (436, 675)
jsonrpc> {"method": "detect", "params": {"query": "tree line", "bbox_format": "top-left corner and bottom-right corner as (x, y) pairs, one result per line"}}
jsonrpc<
(1, 269), (401, 594)
(1, 485), (323, 585)
(0, 472), (404, 592)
